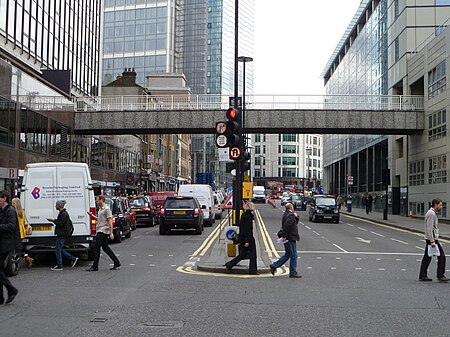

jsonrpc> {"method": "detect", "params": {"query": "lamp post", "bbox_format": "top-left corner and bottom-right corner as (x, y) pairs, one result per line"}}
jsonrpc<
(306, 148), (312, 191)
(257, 155), (264, 185)
(238, 56), (253, 135)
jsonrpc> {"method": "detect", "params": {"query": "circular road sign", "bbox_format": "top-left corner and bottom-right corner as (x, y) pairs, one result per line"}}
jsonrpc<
(216, 135), (227, 147)
(216, 122), (227, 135)
(229, 146), (241, 159)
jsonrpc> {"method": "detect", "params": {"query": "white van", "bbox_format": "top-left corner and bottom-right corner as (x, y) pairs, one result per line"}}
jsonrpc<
(20, 162), (96, 259)
(252, 186), (266, 203)
(177, 184), (216, 226)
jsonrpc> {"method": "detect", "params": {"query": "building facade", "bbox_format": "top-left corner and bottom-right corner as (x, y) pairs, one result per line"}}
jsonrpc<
(322, 0), (450, 217)
(252, 134), (323, 192)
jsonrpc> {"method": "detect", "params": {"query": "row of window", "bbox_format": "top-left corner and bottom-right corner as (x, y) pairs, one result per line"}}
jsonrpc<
(428, 61), (446, 99)
(410, 202), (447, 217)
(104, 21), (167, 38)
(409, 155), (447, 185)
(428, 109), (447, 141)
(104, 7), (167, 22)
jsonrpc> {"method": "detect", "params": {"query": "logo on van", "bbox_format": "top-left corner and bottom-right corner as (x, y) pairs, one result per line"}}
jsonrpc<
(31, 187), (41, 199)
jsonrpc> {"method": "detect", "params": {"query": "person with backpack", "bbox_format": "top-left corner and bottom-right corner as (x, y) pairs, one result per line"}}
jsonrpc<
(46, 200), (77, 271)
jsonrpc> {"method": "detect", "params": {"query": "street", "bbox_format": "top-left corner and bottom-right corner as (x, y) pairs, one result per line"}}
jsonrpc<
(1, 202), (450, 337)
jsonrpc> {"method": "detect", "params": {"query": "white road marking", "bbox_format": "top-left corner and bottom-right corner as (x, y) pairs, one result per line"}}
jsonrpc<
(396, 258), (402, 261)
(378, 268), (385, 271)
(336, 257), (341, 260)
(130, 264), (135, 266)
(148, 254), (153, 257)
(355, 237), (371, 244)
(376, 258), (381, 261)
(149, 264), (155, 266)
(170, 264), (177, 267)
(333, 244), (348, 253)
(316, 257), (322, 259)
(391, 238), (409, 245)
(346, 223), (354, 227)
(415, 246), (425, 251)
(131, 254), (137, 257)
(305, 226), (311, 230)
(356, 258), (362, 260)
(133, 235), (142, 239)
(357, 227), (368, 232)
(401, 269), (407, 271)
(312, 230), (321, 236)
(331, 267), (336, 270)
(290, 251), (425, 256)
(370, 231), (385, 237)
(169, 254), (174, 257)
(355, 267), (362, 270)
(307, 267), (313, 269)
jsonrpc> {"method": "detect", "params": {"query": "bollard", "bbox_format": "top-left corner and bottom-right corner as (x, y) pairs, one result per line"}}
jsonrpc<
(227, 243), (237, 257)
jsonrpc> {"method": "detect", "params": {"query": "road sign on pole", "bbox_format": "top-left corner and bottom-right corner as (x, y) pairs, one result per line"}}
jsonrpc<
(229, 146), (241, 160)
(216, 135), (228, 147)
(347, 175), (354, 185)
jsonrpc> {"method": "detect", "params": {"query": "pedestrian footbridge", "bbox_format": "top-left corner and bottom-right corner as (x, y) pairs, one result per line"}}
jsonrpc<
(28, 94), (426, 135)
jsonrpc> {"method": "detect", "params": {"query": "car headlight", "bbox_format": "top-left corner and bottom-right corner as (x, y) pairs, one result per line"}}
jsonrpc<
(316, 208), (323, 213)
(334, 209), (339, 213)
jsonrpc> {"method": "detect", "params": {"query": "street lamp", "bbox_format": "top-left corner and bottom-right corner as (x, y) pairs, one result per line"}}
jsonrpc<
(238, 56), (253, 136)
(306, 148), (312, 191)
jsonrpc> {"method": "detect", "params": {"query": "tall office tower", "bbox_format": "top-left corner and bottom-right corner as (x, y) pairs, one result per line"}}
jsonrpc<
(102, 0), (182, 85)
(191, 0), (255, 190)
(322, 0), (450, 217)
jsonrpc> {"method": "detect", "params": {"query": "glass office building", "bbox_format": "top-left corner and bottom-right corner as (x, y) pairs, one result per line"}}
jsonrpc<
(0, 0), (102, 96)
(322, 0), (450, 216)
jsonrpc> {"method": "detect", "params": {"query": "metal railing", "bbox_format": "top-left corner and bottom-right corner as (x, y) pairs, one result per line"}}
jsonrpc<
(74, 94), (424, 112)
(9, 94), (424, 112)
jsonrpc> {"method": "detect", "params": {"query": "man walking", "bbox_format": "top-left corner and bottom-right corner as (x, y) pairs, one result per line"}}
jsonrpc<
(0, 190), (19, 304)
(47, 200), (78, 271)
(419, 198), (448, 282)
(270, 203), (301, 278)
(86, 195), (121, 271)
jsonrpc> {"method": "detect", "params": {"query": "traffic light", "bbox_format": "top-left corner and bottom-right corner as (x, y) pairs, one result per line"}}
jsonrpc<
(241, 150), (251, 172)
(225, 108), (241, 147)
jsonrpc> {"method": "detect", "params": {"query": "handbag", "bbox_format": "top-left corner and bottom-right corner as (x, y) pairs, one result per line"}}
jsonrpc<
(231, 232), (240, 245)
(277, 229), (283, 238)
(427, 245), (440, 257)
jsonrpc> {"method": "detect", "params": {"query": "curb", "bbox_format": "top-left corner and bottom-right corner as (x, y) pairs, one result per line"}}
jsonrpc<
(341, 211), (450, 241)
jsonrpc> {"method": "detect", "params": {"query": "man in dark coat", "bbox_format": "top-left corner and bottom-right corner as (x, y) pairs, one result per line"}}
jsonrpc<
(270, 203), (301, 278)
(47, 200), (77, 271)
(225, 202), (258, 275)
(0, 190), (19, 304)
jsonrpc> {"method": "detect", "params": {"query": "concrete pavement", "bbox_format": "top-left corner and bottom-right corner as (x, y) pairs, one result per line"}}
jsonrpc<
(197, 201), (450, 275)
(340, 206), (450, 240)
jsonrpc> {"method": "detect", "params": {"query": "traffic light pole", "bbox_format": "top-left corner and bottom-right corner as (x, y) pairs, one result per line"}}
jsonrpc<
(233, 0), (242, 225)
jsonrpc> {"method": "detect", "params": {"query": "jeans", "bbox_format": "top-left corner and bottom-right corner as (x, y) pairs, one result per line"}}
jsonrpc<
(271, 240), (298, 275)
(419, 240), (446, 278)
(0, 252), (17, 300)
(55, 238), (76, 268)
(92, 232), (120, 269)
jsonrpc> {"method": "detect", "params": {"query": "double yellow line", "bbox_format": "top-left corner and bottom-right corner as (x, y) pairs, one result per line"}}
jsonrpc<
(254, 210), (280, 259)
(192, 212), (231, 257)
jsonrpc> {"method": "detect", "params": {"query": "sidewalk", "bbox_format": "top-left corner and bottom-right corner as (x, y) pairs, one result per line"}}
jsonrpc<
(196, 215), (274, 275)
(340, 207), (450, 240)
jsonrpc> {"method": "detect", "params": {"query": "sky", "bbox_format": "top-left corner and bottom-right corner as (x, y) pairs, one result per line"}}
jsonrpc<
(254, 1), (362, 95)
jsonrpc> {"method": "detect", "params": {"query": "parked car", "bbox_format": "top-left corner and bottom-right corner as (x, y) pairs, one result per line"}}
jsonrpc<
(105, 197), (132, 243)
(148, 191), (177, 224)
(177, 184), (215, 226)
(290, 194), (307, 211)
(129, 196), (155, 226)
(308, 195), (339, 223)
(159, 196), (204, 235)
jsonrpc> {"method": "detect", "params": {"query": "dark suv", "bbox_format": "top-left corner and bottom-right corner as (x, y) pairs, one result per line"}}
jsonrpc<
(129, 196), (155, 226)
(105, 197), (132, 243)
(308, 195), (339, 223)
(159, 196), (204, 235)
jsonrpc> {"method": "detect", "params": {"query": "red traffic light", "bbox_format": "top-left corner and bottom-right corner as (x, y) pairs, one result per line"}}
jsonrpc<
(226, 108), (239, 121)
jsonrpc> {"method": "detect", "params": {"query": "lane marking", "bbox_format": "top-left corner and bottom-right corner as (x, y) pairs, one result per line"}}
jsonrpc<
(191, 213), (230, 257)
(391, 238), (409, 245)
(357, 227), (368, 232)
(346, 223), (354, 227)
(370, 231), (385, 237)
(342, 214), (450, 243)
(378, 268), (385, 271)
(133, 235), (142, 239)
(254, 210), (280, 259)
(333, 244), (348, 253)
(312, 230), (321, 236)
(415, 246), (425, 251)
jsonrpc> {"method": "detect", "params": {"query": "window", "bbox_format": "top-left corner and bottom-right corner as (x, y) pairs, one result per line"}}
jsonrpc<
(281, 145), (296, 154)
(312, 137), (318, 145)
(394, 0), (399, 18)
(428, 61), (446, 99)
(394, 37), (399, 62)
(0, 98), (16, 146)
(282, 168), (297, 177)
(428, 109), (446, 141)
(282, 134), (296, 142)
(409, 160), (425, 186)
(20, 108), (48, 154)
(409, 202), (425, 216)
(254, 145), (261, 155)
(254, 134), (261, 142)
(50, 120), (70, 159)
(436, 0), (450, 5)
(282, 157), (296, 165)
(428, 155), (447, 184)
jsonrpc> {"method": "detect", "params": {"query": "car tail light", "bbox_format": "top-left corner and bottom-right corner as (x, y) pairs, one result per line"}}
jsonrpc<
(194, 208), (200, 217)
(160, 208), (165, 216)
(209, 207), (211, 213)
(89, 207), (97, 235)
(142, 206), (151, 211)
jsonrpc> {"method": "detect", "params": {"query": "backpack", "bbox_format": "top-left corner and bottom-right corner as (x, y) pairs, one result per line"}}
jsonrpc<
(68, 218), (74, 236)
